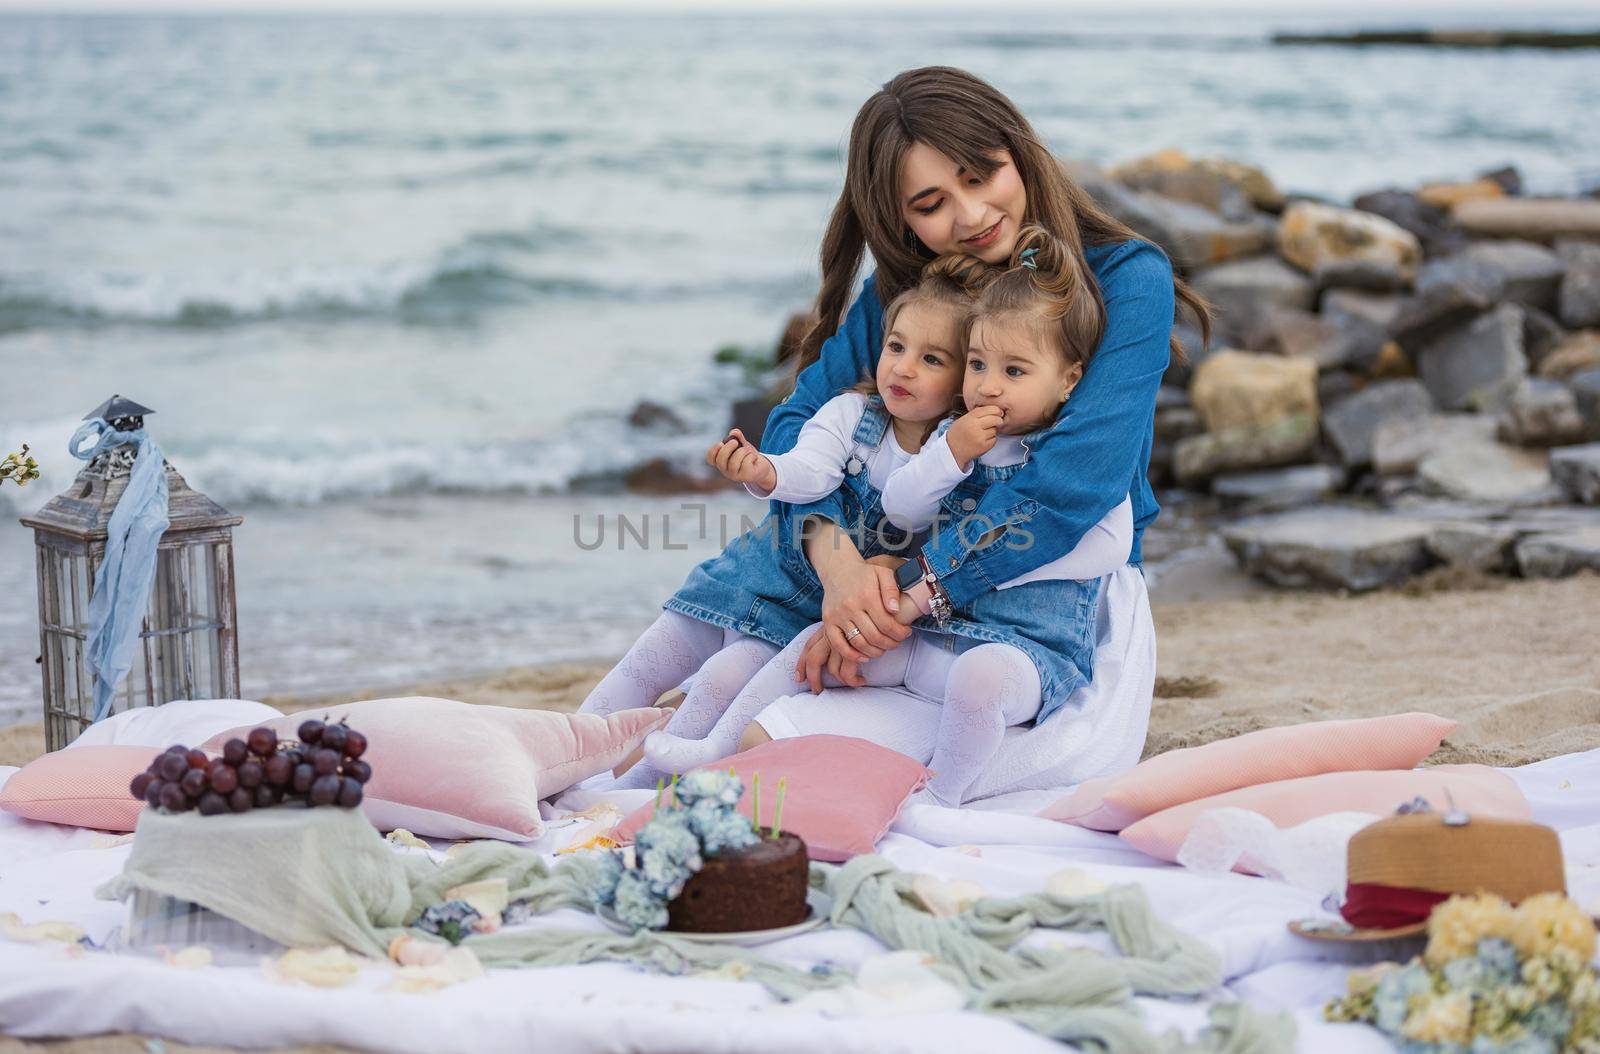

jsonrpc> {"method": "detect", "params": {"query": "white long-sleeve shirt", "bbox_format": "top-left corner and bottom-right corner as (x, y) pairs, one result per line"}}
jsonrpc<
(881, 419), (1133, 588)
(745, 392), (917, 503)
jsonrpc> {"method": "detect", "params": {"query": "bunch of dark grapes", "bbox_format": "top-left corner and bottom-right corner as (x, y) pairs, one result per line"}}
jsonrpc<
(128, 719), (371, 816)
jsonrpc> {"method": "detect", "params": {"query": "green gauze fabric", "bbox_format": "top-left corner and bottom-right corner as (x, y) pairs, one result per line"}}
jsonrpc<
(97, 807), (1294, 1053)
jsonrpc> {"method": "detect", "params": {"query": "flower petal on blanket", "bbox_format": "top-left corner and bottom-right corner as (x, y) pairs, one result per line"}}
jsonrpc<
(385, 946), (484, 993)
(911, 875), (986, 917)
(1044, 868), (1108, 899)
(266, 947), (364, 988)
(0, 913), (86, 944)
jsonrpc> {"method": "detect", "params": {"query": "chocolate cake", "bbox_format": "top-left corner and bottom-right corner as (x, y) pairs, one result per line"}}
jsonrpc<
(666, 831), (809, 933)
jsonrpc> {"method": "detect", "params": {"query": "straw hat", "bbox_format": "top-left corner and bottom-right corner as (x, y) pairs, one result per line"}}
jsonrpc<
(1289, 810), (1566, 942)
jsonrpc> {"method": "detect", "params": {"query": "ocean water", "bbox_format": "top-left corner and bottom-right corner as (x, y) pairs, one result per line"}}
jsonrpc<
(1, 8), (1597, 724)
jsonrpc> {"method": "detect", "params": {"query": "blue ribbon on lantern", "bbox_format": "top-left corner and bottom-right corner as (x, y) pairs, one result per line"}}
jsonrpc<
(68, 418), (171, 723)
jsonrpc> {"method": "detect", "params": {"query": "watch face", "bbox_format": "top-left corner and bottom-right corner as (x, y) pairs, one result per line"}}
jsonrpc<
(894, 558), (924, 591)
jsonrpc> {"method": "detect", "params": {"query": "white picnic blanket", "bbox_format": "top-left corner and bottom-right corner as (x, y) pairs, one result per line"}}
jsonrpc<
(3, 738), (1599, 1053)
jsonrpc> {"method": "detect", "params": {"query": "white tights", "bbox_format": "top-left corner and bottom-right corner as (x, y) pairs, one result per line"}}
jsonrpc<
(577, 611), (778, 788)
(642, 624), (1041, 806)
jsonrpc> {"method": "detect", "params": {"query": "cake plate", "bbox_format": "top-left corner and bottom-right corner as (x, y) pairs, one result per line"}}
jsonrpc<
(597, 888), (831, 946)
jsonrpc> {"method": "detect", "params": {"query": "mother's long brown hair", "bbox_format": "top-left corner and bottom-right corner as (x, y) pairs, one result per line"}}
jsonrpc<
(797, 66), (1210, 371)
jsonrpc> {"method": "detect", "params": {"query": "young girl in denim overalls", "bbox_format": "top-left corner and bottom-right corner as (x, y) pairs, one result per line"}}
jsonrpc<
(578, 262), (984, 787)
(644, 227), (1134, 805)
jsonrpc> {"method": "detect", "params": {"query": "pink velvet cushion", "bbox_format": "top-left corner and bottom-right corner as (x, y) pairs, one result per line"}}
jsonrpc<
(613, 734), (931, 862)
(1039, 712), (1457, 831)
(1119, 764), (1529, 864)
(0, 745), (158, 831)
(204, 697), (670, 841)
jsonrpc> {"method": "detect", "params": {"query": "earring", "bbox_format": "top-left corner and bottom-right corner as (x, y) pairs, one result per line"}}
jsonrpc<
(902, 227), (928, 256)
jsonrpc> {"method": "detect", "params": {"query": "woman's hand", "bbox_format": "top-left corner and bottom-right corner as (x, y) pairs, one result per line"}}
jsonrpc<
(706, 428), (777, 494)
(801, 520), (911, 678)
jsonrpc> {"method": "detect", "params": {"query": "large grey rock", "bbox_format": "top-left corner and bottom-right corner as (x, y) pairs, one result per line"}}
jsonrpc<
(1212, 464), (1345, 513)
(1424, 522), (1517, 572)
(1414, 303), (1529, 411)
(1191, 257), (1315, 347)
(1253, 306), (1366, 370)
(1323, 380), (1435, 468)
(1417, 439), (1558, 506)
(1522, 305), (1569, 369)
(1070, 163), (1274, 271)
(1221, 507), (1435, 591)
(1352, 189), (1468, 258)
(1514, 527), (1600, 577)
(1373, 414), (1497, 475)
(1174, 414), (1318, 486)
(1558, 240), (1600, 329)
(1321, 289), (1404, 369)
(1550, 443), (1600, 504)
(1454, 198), (1600, 243)
(1497, 379), (1587, 448)
(1571, 368), (1600, 438)
(1420, 240), (1566, 311)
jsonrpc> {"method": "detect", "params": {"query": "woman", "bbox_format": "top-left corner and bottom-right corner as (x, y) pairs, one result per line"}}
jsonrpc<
(741, 66), (1209, 782)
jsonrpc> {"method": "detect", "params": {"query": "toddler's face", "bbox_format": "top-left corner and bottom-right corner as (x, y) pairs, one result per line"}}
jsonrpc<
(963, 318), (1083, 436)
(876, 302), (964, 425)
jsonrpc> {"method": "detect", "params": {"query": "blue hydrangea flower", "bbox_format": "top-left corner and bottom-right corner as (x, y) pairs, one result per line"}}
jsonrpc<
(1373, 962), (1434, 1035)
(674, 769), (743, 809)
(613, 869), (669, 931)
(636, 813), (703, 899)
(1521, 1000), (1573, 1043)
(1470, 1035), (1558, 1054)
(1445, 947), (1517, 994)
(589, 848), (625, 908)
(1475, 938), (1520, 980)
(687, 797), (758, 855)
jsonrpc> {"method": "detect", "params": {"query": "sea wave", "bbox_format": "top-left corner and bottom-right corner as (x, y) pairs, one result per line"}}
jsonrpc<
(0, 407), (736, 513)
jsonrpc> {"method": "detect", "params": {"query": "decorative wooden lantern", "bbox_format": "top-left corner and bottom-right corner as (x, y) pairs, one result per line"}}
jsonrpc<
(19, 396), (244, 750)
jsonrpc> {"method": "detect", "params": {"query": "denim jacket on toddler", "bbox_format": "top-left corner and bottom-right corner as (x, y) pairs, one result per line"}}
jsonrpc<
(664, 392), (916, 648)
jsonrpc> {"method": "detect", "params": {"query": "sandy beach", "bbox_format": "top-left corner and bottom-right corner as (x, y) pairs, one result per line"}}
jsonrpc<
(6, 571), (1595, 773)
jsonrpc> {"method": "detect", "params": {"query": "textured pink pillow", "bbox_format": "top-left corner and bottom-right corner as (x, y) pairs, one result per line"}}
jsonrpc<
(1119, 764), (1528, 864)
(613, 735), (931, 862)
(204, 697), (670, 841)
(1039, 713), (1457, 831)
(0, 745), (159, 831)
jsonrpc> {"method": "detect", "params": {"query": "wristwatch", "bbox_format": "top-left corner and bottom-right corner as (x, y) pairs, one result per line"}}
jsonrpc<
(894, 552), (953, 627)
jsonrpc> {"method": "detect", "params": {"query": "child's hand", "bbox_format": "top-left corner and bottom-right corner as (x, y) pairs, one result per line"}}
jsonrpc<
(706, 428), (777, 494)
(945, 406), (1005, 469)
(895, 591), (921, 626)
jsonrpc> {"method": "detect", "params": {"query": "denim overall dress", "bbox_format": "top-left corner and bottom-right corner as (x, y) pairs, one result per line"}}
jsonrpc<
(918, 425), (1103, 724)
(665, 395), (907, 649)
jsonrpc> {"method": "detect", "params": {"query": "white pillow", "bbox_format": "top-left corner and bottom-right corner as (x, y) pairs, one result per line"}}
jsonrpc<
(67, 699), (284, 751)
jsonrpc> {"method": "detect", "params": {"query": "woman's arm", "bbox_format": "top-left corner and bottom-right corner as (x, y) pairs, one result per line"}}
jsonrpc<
(920, 241), (1175, 608)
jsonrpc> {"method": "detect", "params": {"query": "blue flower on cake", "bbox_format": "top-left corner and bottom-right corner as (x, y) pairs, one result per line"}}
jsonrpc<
(612, 868), (670, 931)
(687, 796), (758, 855)
(674, 768), (743, 809)
(635, 809), (703, 899)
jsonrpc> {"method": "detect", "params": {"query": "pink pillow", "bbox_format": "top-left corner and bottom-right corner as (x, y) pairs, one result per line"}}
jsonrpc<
(1119, 764), (1529, 864)
(0, 746), (159, 831)
(1040, 713), (1457, 831)
(613, 735), (930, 862)
(204, 697), (670, 841)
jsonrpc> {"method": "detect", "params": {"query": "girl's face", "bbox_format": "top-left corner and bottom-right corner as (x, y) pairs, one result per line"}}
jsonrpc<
(964, 318), (1083, 436)
(876, 301), (965, 425)
(899, 143), (1027, 265)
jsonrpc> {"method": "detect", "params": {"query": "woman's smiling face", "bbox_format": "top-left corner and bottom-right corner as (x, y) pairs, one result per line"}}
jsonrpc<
(898, 142), (1027, 264)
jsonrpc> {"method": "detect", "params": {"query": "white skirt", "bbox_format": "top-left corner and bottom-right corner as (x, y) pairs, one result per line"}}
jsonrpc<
(753, 563), (1157, 799)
